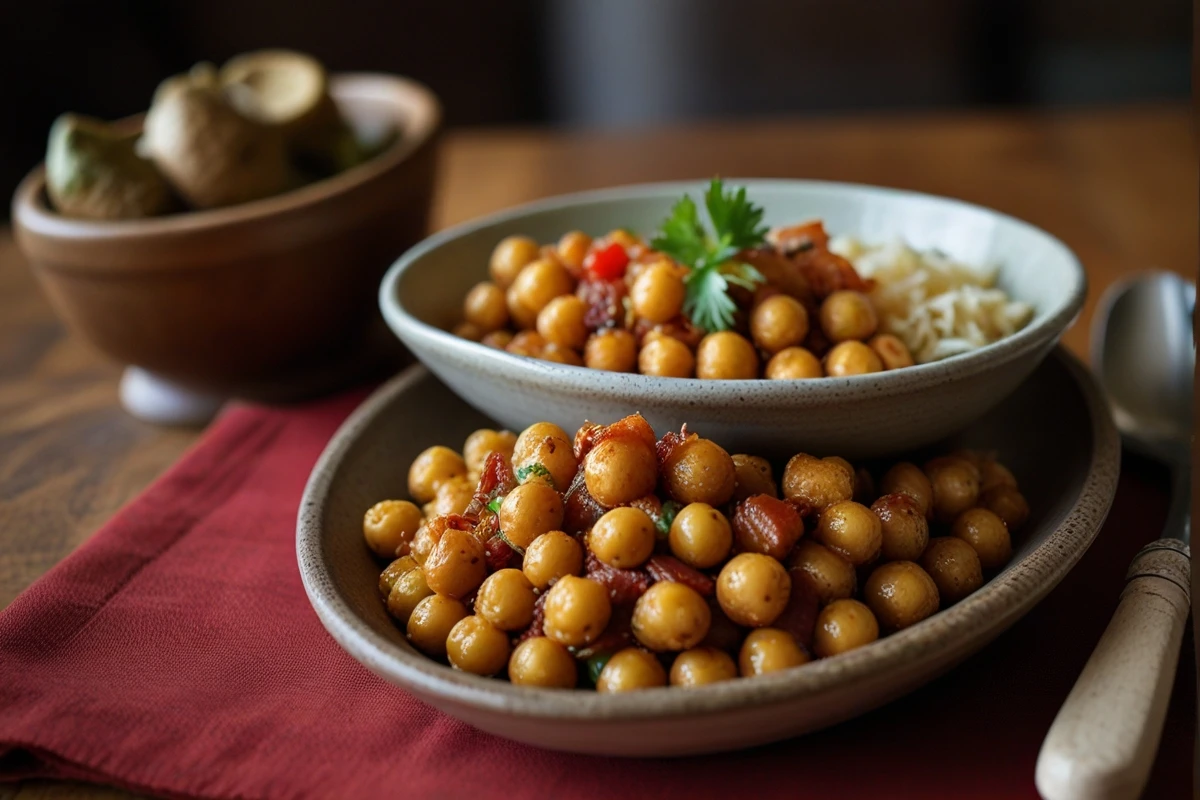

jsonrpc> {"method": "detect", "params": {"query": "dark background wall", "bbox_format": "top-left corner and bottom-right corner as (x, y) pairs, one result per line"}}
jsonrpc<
(0, 0), (1188, 212)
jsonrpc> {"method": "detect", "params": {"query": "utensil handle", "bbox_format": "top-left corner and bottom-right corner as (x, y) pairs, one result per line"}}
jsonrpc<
(1035, 539), (1191, 800)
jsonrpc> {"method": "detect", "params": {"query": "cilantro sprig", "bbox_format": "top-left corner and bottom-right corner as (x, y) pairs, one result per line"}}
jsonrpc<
(650, 179), (769, 333)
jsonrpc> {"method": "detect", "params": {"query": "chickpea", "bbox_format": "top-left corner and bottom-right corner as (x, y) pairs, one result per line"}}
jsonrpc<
(379, 554), (419, 598)
(868, 333), (915, 370)
(463, 281), (509, 333)
(952, 508), (1013, 570)
(407, 594), (469, 658)
(979, 486), (1031, 531)
(590, 507), (656, 568)
(584, 329), (638, 372)
(925, 456), (981, 523)
(509, 258), (575, 323)
(536, 295), (589, 351)
(498, 482), (565, 549)
(638, 336), (695, 378)
(880, 462), (933, 519)
(410, 516), (452, 565)
(731, 454), (778, 501)
(508, 636), (578, 688)
(481, 330), (514, 350)
(408, 446), (467, 504)
(386, 566), (434, 624)
(819, 290), (878, 342)
(446, 615), (511, 676)
(423, 528), (487, 599)
(463, 428), (518, 473)
(696, 331), (759, 379)
(765, 347), (824, 379)
(787, 540), (856, 605)
(363, 500), (423, 558)
(825, 341), (883, 377)
(556, 230), (593, 271)
(814, 501), (882, 566)
(489, 235), (540, 288)
(921, 537), (984, 604)
(631, 261), (686, 324)
(474, 568), (536, 631)
(523, 531), (584, 590)
(871, 493), (930, 562)
(432, 476), (475, 516)
(669, 502), (733, 569)
(513, 422), (577, 491)
(716, 553), (791, 627)
(583, 436), (658, 507)
(751, 295), (810, 354)
(542, 576), (612, 647)
(824, 456), (854, 483)
(782, 453), (854, 514)
(739, 628), (810, 676)
(979, 459), (1019, 493)
(661, 437), (736, 506)
(632, 581), (711, 652)
(453, 321), (483, 341)
(670, 647), (738, 687)
(541, 344), (584, 366)
(863, 561), (940, 631)
(596, 648), (667, 693)
(813, 599), (879, 658)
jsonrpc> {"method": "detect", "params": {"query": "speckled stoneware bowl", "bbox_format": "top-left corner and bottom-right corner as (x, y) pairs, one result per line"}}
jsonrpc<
(297, 347), (1118, 756)
(379, 179), (1085, 460)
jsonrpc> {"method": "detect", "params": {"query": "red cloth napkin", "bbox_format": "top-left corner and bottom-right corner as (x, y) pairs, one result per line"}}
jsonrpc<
(0, 389), (1193, 800)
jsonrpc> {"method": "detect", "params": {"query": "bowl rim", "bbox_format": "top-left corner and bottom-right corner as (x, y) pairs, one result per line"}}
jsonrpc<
(296, 346), (1118, 721)
(11, 72), (441, 243)
(379, 178), (1087, 396)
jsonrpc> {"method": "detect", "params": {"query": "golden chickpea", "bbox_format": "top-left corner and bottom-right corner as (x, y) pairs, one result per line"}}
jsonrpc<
(863, 561), (940, 632)
(871, 493), (930, 562)
(583, 436), (658, 507)
(925, 456), (981, 523)
(814, 501), (882, 566)
(751, 295), (810, 354)
(513, 422), (577, 491)
(716, 553), (791, 627)
(979, 486), (1030, 531)
(556, 230), (593, 271)
(386, 566), (434, 624)
(453, 321), (483, 341)
(819, 290), (878, 342)
(542, 575), (612, 647)
(499, 482), (565, 549)
(423, 529), (487, 599)
(463, 281), (509, 333)
(824, 456), (854, 483)
(407, 594), (469, 658)
(536, 295), (590, 350)
(765, 347), (824, 379)
(379, 554), (419, 598)
(584, 329), (638, 372)
(782, 453), (854, 514)
(596, 648), (667, 693)
(632, 581), (711, 652)
(661, 437), (736, 506)
(508, 636), (578, 688)
(481, 330), (514, 350)
(463, 428), (518, 473)
(508, 259), (575, 329)
(731, 454), (778, 501)
(410, 516), (451, 565)
(787, 540), (856, 605)
(523, 531), (584, 590)
(506, 330), (547, 356)
(920, 537), (984, 604)
(952, 508), (1013, 570)
(825, 341), (883, 377)
(408, 446), (467, 504)
(432, 476), (475, 516)
(638, 336), (695, 378)
(540, 344), (584, 366)
(880, 462), (934, 520)
(446, 615), (511, 676)
(668, 502), (733, 569)
(868, 333), (915, 370)
(696, 331), (759, 379)
(739, 628), (810, 676)
(979, 459), (1019, 493)
(489, 235), (540, 288)
(631, 261), (686, 324)
(670, 647), (738, 687)
(813, 599), (879, 658)
(363, 500), (423, 558)
(474, 568), (536, 631)
(589, 507), (656, 568)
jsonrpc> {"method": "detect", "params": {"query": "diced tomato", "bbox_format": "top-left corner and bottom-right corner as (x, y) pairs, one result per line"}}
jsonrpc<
(584, 242), (629, 280)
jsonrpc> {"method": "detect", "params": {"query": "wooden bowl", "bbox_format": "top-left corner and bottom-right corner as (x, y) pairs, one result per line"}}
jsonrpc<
(296, 347), (1118, 756)
(12, 73), (440, 396)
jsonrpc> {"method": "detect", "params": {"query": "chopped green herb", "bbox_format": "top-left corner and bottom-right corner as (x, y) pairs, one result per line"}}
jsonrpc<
(516, 462), (552, 483)
(486, 496), (504, 514)
(655, 500), (681, 538)
(586, 652), (613, 685)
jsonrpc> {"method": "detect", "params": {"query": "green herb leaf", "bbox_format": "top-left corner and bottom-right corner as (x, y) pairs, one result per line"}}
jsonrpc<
(486, 496), (504, 514)
(655, 500), (682, 539)
(515, 462), (551, 483)
(586, 652), (614, 685)
(705, 180), (768, 250)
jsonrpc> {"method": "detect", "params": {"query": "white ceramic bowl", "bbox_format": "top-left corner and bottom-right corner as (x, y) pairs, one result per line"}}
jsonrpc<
(380, 180), (1085, 459)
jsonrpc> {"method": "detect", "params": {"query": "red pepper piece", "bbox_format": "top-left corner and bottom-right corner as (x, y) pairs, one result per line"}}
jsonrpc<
(584, 242), (630, 281)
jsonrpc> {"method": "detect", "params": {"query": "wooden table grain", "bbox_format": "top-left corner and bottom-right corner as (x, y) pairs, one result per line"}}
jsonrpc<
(0, 105), (1195, 800)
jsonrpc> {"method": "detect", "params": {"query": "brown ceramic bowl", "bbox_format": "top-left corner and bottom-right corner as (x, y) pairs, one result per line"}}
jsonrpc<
(12, 73), (440, 397)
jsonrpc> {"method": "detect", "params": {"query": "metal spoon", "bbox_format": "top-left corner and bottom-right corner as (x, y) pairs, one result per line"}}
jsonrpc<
(1036, 271), (1194, 800)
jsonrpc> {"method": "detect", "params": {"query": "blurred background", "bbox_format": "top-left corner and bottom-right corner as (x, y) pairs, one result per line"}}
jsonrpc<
(0, 0), (1189, 215)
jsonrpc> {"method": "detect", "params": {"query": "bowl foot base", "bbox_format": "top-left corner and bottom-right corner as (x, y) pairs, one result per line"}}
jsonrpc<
(119, 367), (225, 427)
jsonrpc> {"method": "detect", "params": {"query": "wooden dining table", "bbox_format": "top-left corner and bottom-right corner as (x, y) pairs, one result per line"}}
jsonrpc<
(0, 104), (1195, 799)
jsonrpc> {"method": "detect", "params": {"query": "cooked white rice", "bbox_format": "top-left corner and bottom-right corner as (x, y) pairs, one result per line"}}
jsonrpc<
(828, 236), (1034, 364)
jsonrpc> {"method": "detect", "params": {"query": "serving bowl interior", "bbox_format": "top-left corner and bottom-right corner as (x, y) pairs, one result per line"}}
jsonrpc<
(381, 179), (1085, 459)
(297, 347), (1117, 757)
